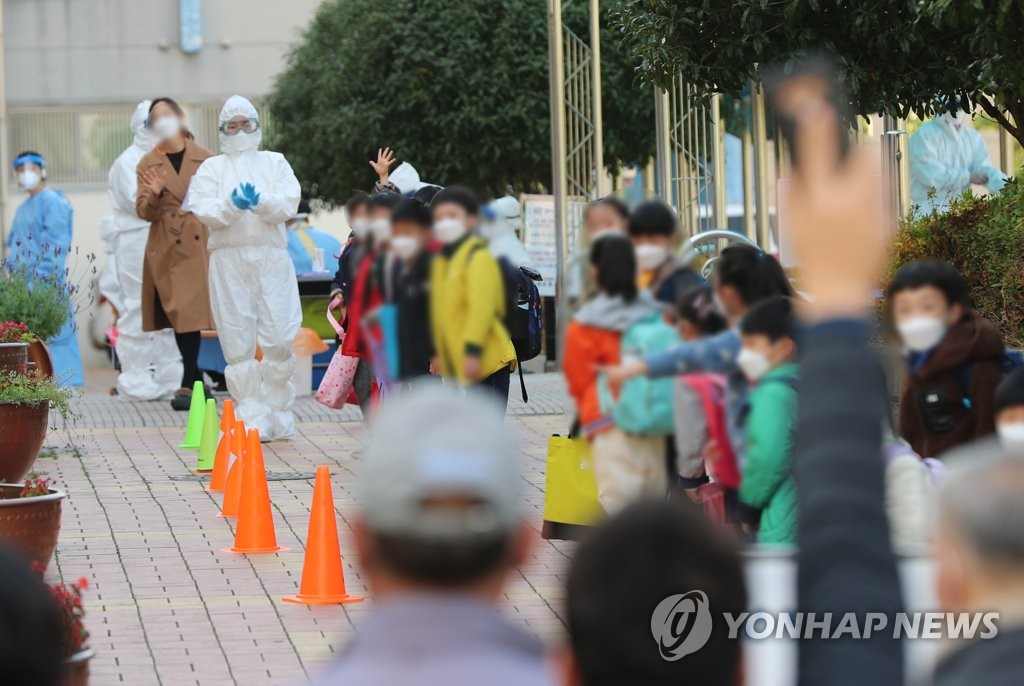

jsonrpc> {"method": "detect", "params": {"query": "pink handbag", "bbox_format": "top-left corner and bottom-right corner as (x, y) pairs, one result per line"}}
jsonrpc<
(315, 298), (361, 410)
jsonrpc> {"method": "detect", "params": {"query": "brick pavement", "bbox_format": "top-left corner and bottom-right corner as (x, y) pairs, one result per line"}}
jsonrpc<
(40, 371), (577, 685)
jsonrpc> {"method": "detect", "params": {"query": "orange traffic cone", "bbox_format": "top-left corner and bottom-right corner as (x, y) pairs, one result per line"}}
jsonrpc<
(283, 465), (364, 605)
(226, 429), (286, 554)
(217, 421), (246, 517)
(221, 399), (236, 432)
(208, 401), (237, 491)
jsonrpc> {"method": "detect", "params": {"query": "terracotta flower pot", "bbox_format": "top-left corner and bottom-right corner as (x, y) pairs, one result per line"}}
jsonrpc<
(27, 339), (53, 378)
(0, 484), (64, 567)
(0, 401), (49, 483)
(0, 342), (28, 373)
(60, 648), (93, 686)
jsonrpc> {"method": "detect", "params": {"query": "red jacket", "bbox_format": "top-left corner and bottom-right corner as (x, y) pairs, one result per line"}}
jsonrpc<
(341, 253), (382, 358)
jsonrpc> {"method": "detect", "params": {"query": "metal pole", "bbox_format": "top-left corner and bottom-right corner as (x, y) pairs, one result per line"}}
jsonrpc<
(589, 0), (605, 197)
(710, 93), (727, 230)
(881, 115), (909, 224)
(654, 88), (672, 201)
(547, 0), (569, 365)
(0, 0), (8, 259)
(750, 82), (771, 250)
(741, 127), (755, 241)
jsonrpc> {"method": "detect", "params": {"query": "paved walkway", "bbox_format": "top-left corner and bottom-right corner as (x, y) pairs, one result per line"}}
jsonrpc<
(42, 370), (575, 685)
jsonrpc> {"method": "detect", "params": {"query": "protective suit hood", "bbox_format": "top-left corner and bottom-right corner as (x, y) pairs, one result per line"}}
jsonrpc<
(390, 162), (426, 194)
(488, 195), (522, 233)
(219, 95), (262, 155)
(132, 100), (154, 152)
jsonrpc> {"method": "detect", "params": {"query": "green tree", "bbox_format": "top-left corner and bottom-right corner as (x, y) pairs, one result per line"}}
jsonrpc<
(268, 0), (654, 206)
(614, 0), (1024, 146)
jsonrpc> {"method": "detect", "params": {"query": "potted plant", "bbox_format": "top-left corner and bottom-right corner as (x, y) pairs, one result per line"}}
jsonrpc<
(0, 475), (65, 567)
(0, 257), (90, 377)
(0, 372), (74, 483)
(31, 561), (92, 685)
(0, 321), (36, 373)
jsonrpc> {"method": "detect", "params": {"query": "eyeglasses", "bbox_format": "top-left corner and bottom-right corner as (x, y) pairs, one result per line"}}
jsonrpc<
(219, 118), (260, 136)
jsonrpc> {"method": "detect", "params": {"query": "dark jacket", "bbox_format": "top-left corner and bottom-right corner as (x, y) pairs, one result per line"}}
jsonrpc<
(650, 258), (704, 311)
(331, 238), (363, 303)
(394, 253), (433, 380)
(899, 310), (1004, 458)
(795, 320), (903, 685)
(934, 626), (1024, 686)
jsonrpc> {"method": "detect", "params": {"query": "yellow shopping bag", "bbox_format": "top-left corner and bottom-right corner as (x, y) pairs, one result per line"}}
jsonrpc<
(542, 434), (603, 528)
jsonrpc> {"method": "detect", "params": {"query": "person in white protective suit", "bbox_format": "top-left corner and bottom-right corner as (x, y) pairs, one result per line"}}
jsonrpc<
(107, 100), (183, 400)
(188, 96), (303, 442)
(482, 194), (532, 267)
(909, 104), (1008, 213)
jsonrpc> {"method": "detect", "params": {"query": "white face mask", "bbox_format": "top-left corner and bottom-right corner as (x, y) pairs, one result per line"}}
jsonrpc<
(997, 423), (1024, 456)
(897, 316), (947, 352)
(737, 347), (772, 382)
(18, 170), (41, 191)
(352, 217), (370, 240)
(220, 130), (261, 155)
(635, 244), (669, 271)
(369, 218), (391, 242)
(434, 218), (467, 244)
(390, 235), (421, 260)
(151, 116), (182, 142)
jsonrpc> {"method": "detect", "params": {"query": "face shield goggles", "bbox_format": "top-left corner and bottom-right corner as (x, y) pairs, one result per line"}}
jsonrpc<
(219, 117), (260, 136)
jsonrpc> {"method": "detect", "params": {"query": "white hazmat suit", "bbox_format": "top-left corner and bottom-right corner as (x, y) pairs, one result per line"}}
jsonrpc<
(107, 100), (183, 400)
(483, 195), (532, 267)
(909, 112), (1007, 213)
(188, 96), (303, 441)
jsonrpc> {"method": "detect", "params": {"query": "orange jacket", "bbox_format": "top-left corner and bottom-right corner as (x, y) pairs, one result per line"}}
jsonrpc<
(563, 321), (624, 436)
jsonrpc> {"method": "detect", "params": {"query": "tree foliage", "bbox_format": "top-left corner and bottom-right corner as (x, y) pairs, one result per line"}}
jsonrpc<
(268, 0), (654, 206)
(614, 0), (1024, 146)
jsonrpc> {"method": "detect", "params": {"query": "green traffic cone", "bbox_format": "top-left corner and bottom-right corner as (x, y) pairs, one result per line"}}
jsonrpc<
(179, 381), (207, 449)
(194, 399), (219, 472)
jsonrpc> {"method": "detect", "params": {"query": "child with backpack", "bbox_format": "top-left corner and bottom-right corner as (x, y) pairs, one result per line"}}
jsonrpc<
(564, 235), (667, 514)
(735, 297), (800, 545)
(888, 260), (1004, 458)
(627, 200), (704, 312)
(995, 368), (1024, 456)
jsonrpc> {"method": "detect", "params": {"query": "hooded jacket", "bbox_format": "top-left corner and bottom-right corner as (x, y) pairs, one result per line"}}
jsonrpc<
(564, 291), (659, 435)
(899, 309), (1004, 458)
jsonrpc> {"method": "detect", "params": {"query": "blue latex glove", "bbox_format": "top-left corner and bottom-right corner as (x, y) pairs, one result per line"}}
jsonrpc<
(230, 187), (252, 211)
(241, 182), (261, 208)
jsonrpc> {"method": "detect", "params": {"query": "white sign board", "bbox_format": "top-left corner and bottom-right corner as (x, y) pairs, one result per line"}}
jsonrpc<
(522, 194), (587, 297)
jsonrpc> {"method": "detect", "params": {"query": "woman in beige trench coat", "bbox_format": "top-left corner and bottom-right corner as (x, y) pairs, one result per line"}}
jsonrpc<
(135, 98), (215, 410)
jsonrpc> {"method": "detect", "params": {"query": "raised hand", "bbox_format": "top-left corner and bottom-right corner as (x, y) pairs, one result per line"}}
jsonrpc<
(369, 147), (396, 184)
(141, 168), (166, 196)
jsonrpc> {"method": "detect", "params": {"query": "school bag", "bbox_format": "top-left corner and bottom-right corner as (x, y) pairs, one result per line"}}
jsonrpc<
(677, 373), (741, 491)
(470, 245), (544, 402)
(598, 312), (681, 436)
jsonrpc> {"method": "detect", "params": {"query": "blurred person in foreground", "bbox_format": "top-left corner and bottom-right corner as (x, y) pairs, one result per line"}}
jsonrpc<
(933, 453), (1024, 685)
(0, 546), (63, 685)
(312, 386), (552, 686)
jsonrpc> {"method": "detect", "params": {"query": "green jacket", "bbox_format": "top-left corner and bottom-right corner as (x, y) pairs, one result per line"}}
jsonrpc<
(739, 363), (799, 545)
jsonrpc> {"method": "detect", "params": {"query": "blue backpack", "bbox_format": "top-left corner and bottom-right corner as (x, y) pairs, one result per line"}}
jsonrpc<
(954, 349), (1024, 410)
(599, 312), (681, 436)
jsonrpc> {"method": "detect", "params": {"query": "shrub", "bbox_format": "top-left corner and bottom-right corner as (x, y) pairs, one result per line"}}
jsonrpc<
(887, 178), (1024, 347)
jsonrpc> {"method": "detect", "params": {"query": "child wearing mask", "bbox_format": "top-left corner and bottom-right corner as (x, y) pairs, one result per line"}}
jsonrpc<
(735, 296), (799, 545)
(992, 368), (1024, 456)
(330, 192), (370, 306)
(626, 200), (703, 310)
(389, 198), (435, 382)
(583, 196), (629, 241)
(564, 235), (664, 513)
(889, 260), (1004, 458)
(429, 186), (516, 409)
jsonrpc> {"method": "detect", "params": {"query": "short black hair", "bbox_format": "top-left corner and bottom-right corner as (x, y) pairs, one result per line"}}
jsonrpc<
(886, 260), (969, 306)
(628, 200), (677, 238)
(590, 234), (637, 302)
(995, 367), (1024, 415)
(414, 184), (443, 206)
(677, 284), (727, 336)
(585, 196), (630, 223)
(372, 531), (514, 586)
(0, 546), (64, 685)
(391, 198), (432, 230)
(345, 192), (370, 216)
(741, 296), (797, 342)
(431, 185), (479, 216)
(716, 244), (793, 306)
(567, 500), (746, 686)
(368, 191), (401, 211)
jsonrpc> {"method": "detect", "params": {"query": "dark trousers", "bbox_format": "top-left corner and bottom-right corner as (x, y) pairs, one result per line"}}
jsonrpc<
(475, 366), (512, 413)
(174, 331), (202, 390)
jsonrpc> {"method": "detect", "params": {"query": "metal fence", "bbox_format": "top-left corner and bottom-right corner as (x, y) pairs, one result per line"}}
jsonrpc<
(7, 101), (272, 186)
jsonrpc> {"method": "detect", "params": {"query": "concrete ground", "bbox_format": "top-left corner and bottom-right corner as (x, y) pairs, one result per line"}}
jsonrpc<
(41, 369), (576, 685)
